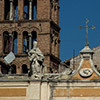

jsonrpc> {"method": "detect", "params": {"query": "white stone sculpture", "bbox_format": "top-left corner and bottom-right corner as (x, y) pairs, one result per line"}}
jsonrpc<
(79, 68), (93, 78)
(28, 41), (44, 77)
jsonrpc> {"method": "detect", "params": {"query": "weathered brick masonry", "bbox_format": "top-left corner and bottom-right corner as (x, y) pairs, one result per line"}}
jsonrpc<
(0, 0), (61, 74)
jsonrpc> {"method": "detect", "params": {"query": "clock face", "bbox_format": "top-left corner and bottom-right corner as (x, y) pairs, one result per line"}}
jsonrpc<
(79, 68), (93, 78)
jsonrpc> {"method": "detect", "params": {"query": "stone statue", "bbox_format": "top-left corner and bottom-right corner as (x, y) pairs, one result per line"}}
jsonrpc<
(28, 41), (44, 78)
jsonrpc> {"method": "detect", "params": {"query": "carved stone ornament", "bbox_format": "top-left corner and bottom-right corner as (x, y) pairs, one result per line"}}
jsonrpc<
(79, 68), (93, 78)
(28, 41), (44, 77)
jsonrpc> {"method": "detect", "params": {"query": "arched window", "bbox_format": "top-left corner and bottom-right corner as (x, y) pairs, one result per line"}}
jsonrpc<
(0, 63), (16, 74)
(1, 63), (9, 74)
(11, 64), (16, 74)
(31, 31), (37, 48)
(4, 0), (10, 20)
(24, 0), (29, 19)
(22, 64), (28, 74)
(12, 31), (17, 54)
(3, 31), (10, 54)
(23, 31), (29, 53)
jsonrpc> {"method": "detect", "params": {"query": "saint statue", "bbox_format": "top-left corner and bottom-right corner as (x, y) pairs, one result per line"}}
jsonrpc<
(28, 41), (44, 76)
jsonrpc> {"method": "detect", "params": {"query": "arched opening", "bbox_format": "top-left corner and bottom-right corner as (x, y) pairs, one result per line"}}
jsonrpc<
(4, 0), (10, 20)
(31, 31), (37, 48)
(11, 64), (16, 74)
(32, 0), (37, 20)
(1, 63), (9, 74)
(22, 64), (28, 74)
(12, 31), (18, 54)
(23, 31), (29, 53)
(24, 0), (29, 19)
(3, 31), (10, 54)
(0, 63), (16, 74)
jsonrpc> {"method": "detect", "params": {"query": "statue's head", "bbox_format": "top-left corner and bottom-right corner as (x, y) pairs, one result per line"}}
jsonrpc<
(33, 41), (37, 48)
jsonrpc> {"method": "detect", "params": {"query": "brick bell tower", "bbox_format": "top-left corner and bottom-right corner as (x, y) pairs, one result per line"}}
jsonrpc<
(0, 0), (60, 74)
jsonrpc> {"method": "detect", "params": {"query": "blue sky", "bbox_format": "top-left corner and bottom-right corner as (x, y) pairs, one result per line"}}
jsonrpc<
(59, 0), (100, 61)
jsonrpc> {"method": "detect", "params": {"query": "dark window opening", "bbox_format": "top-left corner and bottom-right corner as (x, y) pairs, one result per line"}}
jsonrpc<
(3, 31), (10, 54)
(12, 31), (17, 54)
(24, 0), (37, 20)
(4, 0), (18, 20)
(32, 0), (37, 20)
(4, 0), (10, 20)
(22, 64), (28, 74)
(1, 64), (9, 74)
(23, 31), (29, 53)
(50, 0), (53, 9)
(10, 64), (16, 74)
(13, 0), (18, 20)
(24, 0), (29, 19)
(31, 31), (37, 48)
(1, 64), (16, 74)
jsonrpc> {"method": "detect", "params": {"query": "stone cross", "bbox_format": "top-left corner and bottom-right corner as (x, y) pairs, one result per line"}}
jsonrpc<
(79, 18), (96, 46)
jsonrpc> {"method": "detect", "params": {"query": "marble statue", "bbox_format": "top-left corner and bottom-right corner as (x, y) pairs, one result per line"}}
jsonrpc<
(28, 41), (44, 77)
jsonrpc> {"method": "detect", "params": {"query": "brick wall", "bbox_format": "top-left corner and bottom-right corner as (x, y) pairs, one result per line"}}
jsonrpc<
(0, 0), (60, 73)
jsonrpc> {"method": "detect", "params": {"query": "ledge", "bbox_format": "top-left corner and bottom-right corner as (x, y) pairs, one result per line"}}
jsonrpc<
(0, 53), (28, 57)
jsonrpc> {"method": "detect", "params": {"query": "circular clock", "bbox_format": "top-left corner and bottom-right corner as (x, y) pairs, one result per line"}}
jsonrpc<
(79, 68), (93, 78)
